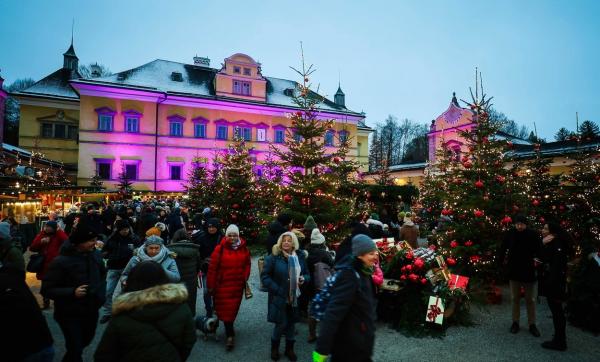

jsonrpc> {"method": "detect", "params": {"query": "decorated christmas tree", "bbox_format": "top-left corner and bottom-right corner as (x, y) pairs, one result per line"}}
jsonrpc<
(375, 159), (394, 186)
(89, 172), (105, 191)
(117, 164), (133, 199)
(211, 136), (263, 243)
(419, 72), (520, 282)
(186, 161), (213, 212)
(272, 48), (358, 237)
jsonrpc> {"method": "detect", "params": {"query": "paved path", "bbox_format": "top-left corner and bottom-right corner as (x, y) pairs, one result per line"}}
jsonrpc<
(29, 258), (599, 362)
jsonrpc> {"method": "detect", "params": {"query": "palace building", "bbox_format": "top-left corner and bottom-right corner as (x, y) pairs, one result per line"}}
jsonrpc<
(11, 43), (371, 192)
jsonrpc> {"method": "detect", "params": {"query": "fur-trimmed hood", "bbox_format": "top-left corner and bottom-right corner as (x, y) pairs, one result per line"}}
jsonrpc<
(112, 283), (188, 316)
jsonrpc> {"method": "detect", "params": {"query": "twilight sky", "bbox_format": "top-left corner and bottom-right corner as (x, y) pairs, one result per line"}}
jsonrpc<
(1, 0), (599, 140)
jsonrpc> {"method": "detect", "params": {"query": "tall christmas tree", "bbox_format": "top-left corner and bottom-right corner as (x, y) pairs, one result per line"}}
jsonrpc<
(419, 72), (520, 281)
(186, 161), (213, 211)
(117, 164), (133, 199)
(212, 136), (263, 242)
(89, 172), (105, 191)
(272, 47), (357, 236)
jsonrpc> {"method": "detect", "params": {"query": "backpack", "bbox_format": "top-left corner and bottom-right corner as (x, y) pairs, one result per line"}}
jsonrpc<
(310, 268), (360, 321)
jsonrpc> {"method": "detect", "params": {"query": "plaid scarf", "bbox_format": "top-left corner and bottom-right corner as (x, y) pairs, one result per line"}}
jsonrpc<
(287, 252), (301, 307)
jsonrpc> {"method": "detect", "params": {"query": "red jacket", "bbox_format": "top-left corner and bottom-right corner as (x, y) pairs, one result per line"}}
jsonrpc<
(206, 237), (251, 322)
(29, 229), (68, 280)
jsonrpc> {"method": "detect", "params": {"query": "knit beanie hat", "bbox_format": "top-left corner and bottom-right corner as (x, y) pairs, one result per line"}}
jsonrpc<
(225, 224), (239, 236)
(146, 227), (162, 237)
(144, 235), (164, 247)
(352, 234), (377, 256)
(304, 215), (318, 231)
(310, 228), (325, 245)
(69, 221), (99, 245)
(115, 219), (130, 231)
(155, 222), (167, 232)
(45, 220), (58, 231)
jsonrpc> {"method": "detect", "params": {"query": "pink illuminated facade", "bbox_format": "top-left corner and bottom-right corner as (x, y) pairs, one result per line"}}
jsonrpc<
(71, 53), (370, 192)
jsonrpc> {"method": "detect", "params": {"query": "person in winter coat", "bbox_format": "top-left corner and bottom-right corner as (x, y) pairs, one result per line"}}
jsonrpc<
(194, 217), (223, 317)
(1, 264), (55, 361)
(207, 224), (251, 351)
(41, 221), (106, 362)
(313, 234), (378, 362)
(117, 236), (180, 299)
(167, 228), (202, 316)
(540, 222), (571, 351)
(399, 214), (419, 249)
(0, 221), (24, 275)
(30, 220), (69, 309)
(167, 208), (185, 240)
(99, 220), (142, 324)
(497, 214), (543, 337)
(94, 261), (196, 362)
(262, 231), (309, 361)
(63, 206), (79, 235)
(137, 207), (159, 240)
(265, 213), (292, 254)
(302, 216), (318, 250)
(305, 228), (335, 343)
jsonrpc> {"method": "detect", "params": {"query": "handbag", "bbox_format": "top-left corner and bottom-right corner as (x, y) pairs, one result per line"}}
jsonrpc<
(257, 256), (267, 291)
(26, 253), (45, 273)
(244, 281), (253, 299)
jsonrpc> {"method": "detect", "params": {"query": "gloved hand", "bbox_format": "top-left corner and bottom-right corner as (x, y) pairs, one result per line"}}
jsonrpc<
(312, 351), (328, 362)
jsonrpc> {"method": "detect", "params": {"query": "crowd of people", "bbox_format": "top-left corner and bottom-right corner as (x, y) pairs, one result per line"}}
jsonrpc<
(0, 198), (573, 361)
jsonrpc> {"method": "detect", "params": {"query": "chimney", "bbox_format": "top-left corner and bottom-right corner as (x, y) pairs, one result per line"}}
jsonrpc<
(193, 56), (210, 67)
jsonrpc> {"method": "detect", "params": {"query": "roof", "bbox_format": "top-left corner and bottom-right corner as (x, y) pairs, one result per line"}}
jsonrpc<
(63, 43), (77, 57)
(14, 68), (81, 100)
(494, 130), (532, 145)
(2, 143), (77, 171)
(74, 59), (363, 117)
(509, 139), (600, 159)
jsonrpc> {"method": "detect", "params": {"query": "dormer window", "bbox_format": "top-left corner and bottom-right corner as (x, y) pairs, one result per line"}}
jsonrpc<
(171, 72), (183, 82)
(233, 80), (251, 96)
(233, 66), (241, 74)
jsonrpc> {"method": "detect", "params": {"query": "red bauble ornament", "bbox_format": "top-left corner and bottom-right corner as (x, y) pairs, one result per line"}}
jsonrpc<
(232, 203), (240, 209)
(470, 255), (481, 263)
(421, 278), (428, 285)
(295, 111), (302, 118)
(441, 208), (453, 216)
(413, 258), (425, 269)
(400, 275), (407, 280)
(408, 273), (419, 282)
(231, 214), (238, 220)
(446, 258), (457, 266)
(405, 264), (413, 272)
(482, 136), (489, 144)
(283, 194), (292, 203)
(462, 161), (472, 169)
(461, 156), (470, 163)
(532, 199), (540, 207)
(333, 157), (341, 164)
(539, 216), (546, 224)
(475, 180), (484, 188)
(450, 240), (458, 248)
(464, 240), (473, 247)
(496, 175), (506, 183)
(474, 209), (484, 218)
(405, 251), (414, 260)
(501, 216), (513, 225)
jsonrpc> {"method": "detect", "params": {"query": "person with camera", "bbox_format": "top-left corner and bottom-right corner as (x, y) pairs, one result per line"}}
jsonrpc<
(30, 220), (69, 309)
(41, 220), (106, 362)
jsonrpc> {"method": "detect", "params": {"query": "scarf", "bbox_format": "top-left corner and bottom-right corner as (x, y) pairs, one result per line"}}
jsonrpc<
(360, 264), (374, 276)
(287, 251), (301, 307)
(230, 238), (241, 250)
(138, 244), (168, 263)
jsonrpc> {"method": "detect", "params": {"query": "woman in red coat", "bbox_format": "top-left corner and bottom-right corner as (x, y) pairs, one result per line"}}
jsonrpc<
(29, 220), (69, 308)
(207, 224), (251, 351)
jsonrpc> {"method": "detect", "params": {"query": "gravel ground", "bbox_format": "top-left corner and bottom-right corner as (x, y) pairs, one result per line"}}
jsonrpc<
(29, 257), (599, 362)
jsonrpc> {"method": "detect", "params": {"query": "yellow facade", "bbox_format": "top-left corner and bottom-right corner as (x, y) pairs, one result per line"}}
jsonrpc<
(16, 98), (79, 167)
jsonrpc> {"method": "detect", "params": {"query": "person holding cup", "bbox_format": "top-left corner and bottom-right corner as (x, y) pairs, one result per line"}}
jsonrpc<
(262, 231), (309, 361)
(99, 219), (141, 323)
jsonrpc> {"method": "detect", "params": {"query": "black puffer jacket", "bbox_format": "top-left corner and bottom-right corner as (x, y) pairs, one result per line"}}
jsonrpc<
(306, 244), (334, 296)
(41, 242), (106, 318)
(195, 228), (222, 273)
(497, 228), (542, 282)
(94, 283), (196, 362)
(540, 236), (570, 300)
(102, 232), (141, 270)
(167, 240), (201, 316)
(316, 256), (376, 361)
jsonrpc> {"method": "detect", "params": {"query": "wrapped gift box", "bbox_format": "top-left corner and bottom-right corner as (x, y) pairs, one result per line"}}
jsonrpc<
(448, 274), (469, 290)
(425, 296), (445, 325)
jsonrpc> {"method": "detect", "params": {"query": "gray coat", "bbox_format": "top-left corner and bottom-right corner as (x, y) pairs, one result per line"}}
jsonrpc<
(261, 251), (309, 324)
